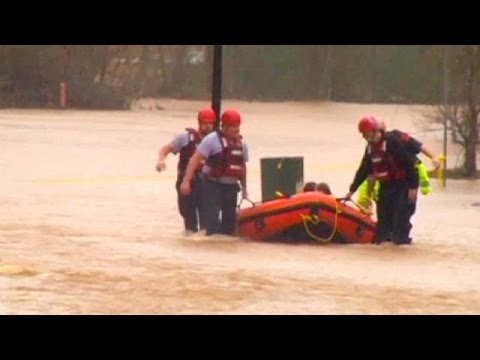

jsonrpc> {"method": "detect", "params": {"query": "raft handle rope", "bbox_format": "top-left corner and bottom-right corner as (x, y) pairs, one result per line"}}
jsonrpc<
(336, 197), (373, 216)
(300, 200), (341, 243)
(237, 197), (257, 209)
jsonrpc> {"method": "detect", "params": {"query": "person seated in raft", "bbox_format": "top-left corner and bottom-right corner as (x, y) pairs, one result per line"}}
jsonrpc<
(302, 181), (317, 192)
(316, 182), (332, 195)
(301, 181), (332, 195)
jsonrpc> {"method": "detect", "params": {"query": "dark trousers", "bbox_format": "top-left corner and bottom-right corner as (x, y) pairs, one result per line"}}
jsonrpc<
(375, 181), (416, 245)
(175, 176), (205, 232)
(202, 178), (240, 236)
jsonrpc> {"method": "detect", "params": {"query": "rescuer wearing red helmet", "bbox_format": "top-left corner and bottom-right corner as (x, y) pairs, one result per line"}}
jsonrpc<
(180, 108), (249, 236)
(344, 115), (421, 245)
(156, 107), (216, 234)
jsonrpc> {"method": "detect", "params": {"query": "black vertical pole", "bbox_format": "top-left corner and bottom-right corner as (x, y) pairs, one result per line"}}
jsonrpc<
(212, 45), (223, 129)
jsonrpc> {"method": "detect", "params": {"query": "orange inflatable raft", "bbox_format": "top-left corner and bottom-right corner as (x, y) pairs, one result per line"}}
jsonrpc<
(237, 192), (376, 244)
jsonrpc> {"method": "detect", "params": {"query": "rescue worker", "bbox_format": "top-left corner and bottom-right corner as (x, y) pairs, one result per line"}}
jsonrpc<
(344, 116), (420, 245)
(179, 108), (249, 236)
(356, 119), (440, 212)
(156, 107), (216, 233)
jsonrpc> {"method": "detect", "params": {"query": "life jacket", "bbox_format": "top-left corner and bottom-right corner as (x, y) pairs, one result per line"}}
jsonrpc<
(206, 131), (245, 180)
(368, 140), (407, 183)
(357, 161), (430, 205)
(390, 130), (431, 194)
(178, 128), (201, 179)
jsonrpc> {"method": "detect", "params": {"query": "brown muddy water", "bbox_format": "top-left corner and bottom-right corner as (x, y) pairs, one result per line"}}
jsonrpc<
(1, 99), (479, 314)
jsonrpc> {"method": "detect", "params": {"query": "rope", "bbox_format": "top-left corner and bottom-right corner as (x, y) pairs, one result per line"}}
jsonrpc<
(300, 200), (341, 243)
(237, 197), (257, 209)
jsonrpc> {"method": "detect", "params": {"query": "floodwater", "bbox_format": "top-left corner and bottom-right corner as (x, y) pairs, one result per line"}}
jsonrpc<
(1, 99), (479, 314)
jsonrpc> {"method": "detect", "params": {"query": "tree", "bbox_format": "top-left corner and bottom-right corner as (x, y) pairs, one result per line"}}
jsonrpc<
(427, 45), (480, 177)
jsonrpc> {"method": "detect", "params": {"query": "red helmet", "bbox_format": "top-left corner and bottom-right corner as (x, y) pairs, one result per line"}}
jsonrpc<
(358, 116), (381, 133)
(197, 107), (217, 123)
(221, 109), (241, 126)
